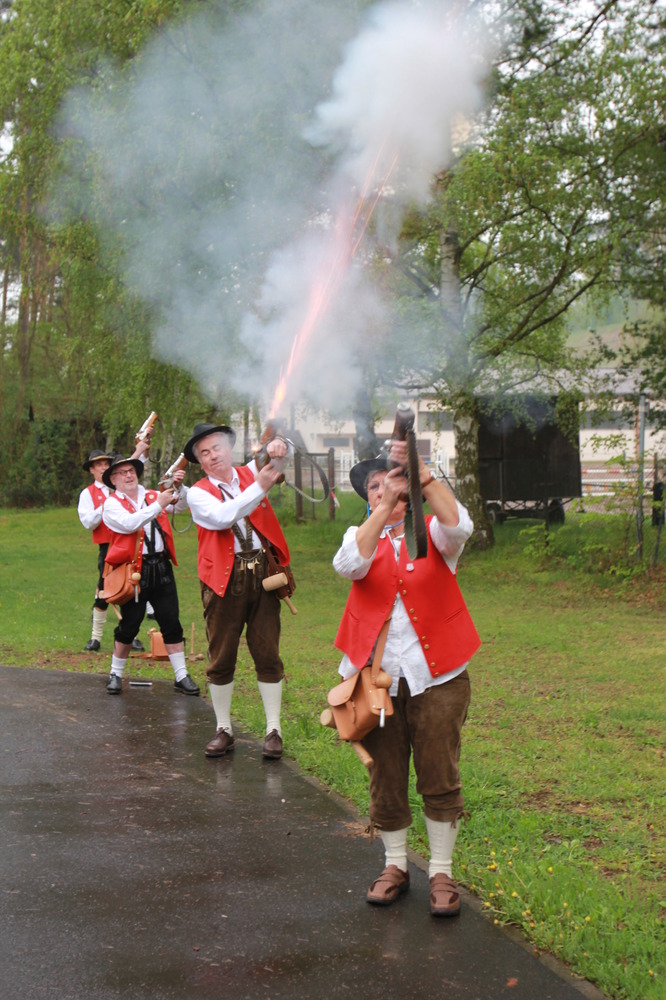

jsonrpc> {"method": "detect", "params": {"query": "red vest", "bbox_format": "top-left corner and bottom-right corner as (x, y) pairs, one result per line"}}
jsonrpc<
(105, 491), (178, 570)
(335, 516), (481, 678)
(87, 483), (112, 544)
(193, 468), (290, 597)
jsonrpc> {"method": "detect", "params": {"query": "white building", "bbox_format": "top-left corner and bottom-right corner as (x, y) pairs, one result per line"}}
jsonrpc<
(238, 381), (665, 494)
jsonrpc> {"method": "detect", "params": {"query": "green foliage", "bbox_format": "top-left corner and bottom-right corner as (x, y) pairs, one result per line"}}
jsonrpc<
(1, 1), (665, 537)
(3, 417), (82, 507)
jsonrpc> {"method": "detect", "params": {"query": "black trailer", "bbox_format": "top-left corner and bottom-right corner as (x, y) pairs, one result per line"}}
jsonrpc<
(478, 397), (582, 524)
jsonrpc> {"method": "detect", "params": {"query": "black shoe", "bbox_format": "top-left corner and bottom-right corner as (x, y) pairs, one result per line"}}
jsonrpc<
(84, 639), (101, 652)
(131, 637), (145, 652)
(174, 674), (200, 696)
(106, 673), (122, 695)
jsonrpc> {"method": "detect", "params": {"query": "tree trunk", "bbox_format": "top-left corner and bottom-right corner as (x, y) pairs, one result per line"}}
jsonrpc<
(437, 217), (494, 548)
(453, 406), (494, 549)
(352, 385), (380, 460)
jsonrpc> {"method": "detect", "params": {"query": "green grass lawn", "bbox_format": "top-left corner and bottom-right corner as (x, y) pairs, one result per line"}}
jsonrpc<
(1, 497), (664, 1000)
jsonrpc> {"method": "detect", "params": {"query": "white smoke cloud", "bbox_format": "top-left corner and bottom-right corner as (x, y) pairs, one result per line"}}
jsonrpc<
(306, 1), (488, 208)
(54, 0), (490, 416)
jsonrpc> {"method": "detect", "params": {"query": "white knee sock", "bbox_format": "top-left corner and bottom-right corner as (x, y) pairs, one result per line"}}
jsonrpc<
(209, 682), (234, 735)
(426, 817), (459, 878)
(168, 651), (188, 682)
(257, 679), (282, 735)
(110, 655), (127, 677)
(91, 607), (107, 642)
(380, 828), (408, 872)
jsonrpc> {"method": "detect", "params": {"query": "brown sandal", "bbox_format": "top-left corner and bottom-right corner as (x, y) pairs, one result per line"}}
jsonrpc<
(366, 865), (410, 906)
(429, 872), (461, 917)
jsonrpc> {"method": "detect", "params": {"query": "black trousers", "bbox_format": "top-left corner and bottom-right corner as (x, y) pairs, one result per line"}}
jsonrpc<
(93, 543), (109, 611)
(113, 555), (184, 646)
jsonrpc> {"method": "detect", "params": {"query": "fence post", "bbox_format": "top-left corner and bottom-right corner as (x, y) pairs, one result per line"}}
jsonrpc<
(294, 450), (304, 522)
(328, 448), (336, 520)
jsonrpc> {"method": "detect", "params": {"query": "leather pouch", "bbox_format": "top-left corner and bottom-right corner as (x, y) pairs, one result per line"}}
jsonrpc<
(326, 665), (393, 742)
(100, 561), (140, 606)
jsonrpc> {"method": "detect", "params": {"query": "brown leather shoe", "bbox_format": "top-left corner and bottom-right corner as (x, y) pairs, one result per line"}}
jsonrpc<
(262, 729), (283, 759)
(204, 729), (235, 758)
(366, 865), (410, 906)
(429, 872), (461, 917)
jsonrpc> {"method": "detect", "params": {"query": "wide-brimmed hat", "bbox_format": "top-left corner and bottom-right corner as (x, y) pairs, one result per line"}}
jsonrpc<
(183, 423), (236, 463)
(82, 449), (115, 472)
(349, 455), (390, 501)
(102, 457), (144, 489)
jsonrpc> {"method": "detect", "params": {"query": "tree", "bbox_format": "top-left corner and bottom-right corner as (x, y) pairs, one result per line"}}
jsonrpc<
(367, 0), (666, 546)
(0, 0), (207, 504)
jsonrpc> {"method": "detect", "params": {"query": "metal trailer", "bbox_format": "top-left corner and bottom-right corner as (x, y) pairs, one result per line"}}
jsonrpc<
(478, 397), (582, 524)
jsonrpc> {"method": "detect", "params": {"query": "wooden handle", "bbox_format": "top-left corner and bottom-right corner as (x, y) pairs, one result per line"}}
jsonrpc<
(350, 741), (373, 769)
(320, 708), (335, 729)
(283, 596), (298, 615)
(320, 710), (373, 768)
(137, 411), (158, 440)
(262, 572), (289, 592)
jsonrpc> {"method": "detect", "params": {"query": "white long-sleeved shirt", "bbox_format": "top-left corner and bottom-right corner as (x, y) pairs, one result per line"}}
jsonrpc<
(77, 453), (149, 531)
(77, 481), (110, 531)
(102, 485), (189, 555)
(333, 500), (474, 697)
(187, 463), (266, 552)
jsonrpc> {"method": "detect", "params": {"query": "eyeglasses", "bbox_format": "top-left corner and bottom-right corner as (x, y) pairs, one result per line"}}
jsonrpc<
(114, 468), (137, 477)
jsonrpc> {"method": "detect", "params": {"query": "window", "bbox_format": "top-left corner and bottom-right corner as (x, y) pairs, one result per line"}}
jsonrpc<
(323, 436), (351, 448)
(421, 411), (453, 432)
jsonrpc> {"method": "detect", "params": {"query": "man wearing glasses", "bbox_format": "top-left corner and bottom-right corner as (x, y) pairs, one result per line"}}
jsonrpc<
(100, 456), (200, 696)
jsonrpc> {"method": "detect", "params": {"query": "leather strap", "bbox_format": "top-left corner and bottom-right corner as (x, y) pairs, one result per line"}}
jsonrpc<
(371, 615), (392, 684)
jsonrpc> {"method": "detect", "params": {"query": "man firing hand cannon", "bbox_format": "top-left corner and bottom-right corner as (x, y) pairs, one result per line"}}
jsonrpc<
(185, 422), (294, 761)
(328, 412), (481, 917)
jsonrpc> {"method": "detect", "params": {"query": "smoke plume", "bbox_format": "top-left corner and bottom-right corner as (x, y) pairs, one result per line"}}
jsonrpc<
(54, 0), (490, 416)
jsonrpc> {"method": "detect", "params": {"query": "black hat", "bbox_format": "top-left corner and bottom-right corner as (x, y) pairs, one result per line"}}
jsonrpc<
(82, 449), (115, 472)
(349, 455), (390, 501)
(183, 423), (236, 463)
(102, 457), (144, 489)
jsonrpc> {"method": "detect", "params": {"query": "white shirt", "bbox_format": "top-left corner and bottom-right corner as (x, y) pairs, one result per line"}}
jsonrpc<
(77, 480), (110, 531)
(333, 500), (474, 697)
(102, 485), (189, 555)
(187, 463), (266, 552)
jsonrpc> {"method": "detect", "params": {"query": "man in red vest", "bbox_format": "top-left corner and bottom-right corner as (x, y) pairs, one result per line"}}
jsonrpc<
(78, 450), (117, 651)
(333, 439), (480, 917)
(78, 447), (150, 653)
(101, 456), (199, 696)
(185, 423), (289, 760)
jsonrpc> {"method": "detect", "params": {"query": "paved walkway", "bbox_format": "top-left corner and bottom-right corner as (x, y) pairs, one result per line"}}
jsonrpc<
(0, 665), (605, 1000)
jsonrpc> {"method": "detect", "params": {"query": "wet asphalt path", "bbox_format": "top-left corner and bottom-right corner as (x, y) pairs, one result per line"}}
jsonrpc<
(0, 665), (604, 1000)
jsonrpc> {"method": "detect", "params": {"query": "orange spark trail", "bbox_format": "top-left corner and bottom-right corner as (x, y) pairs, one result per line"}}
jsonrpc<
(268, 150), (399, 418)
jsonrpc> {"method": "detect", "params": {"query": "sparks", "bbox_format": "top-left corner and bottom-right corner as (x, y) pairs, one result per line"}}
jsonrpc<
(267, 148), (399, 418)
